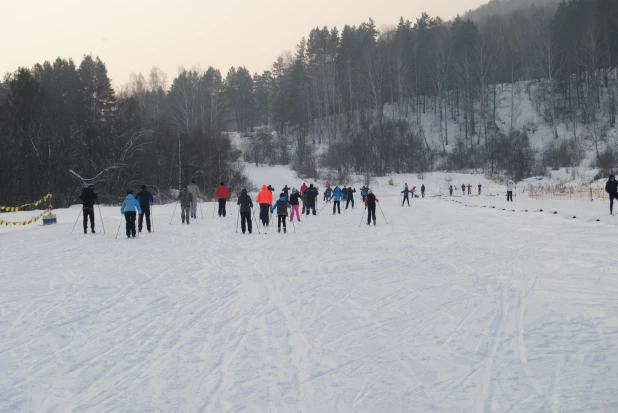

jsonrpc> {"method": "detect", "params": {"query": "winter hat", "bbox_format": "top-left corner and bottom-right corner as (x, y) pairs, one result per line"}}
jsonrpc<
(141, 185), (147, 190)
(87, 184), (95, 189)
(241, 188), (247, 194)
(368, 189), (374, 194)
(127, 190), (133, 195)
(191, 180), (196, 184)
(220, 182), (224, 186)
(310, 184), (314, 188)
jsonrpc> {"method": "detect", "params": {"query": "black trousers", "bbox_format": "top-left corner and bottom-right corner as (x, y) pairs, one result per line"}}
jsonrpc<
(305, 201), (316, 215)
(218, 199), (227, 217)
(367, 205), (377, 223)
(610, 194), (616, 214)
(259, 204), (270, 226)
(138, 207), (151, 231)
(83, 207), (95, 230)
(333, 200), (341, 214)
(277, 215), (287, 228)
(402, 195), (410, 206)
(507, 191), (513, 202)
(449, 190), (453, 196)
(240, 211), (252, 233)
(345, 198), (354, 209)
(125, 212), (137, 236)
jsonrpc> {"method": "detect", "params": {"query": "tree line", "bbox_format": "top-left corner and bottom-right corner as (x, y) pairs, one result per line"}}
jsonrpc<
(1, 0), (618, 207)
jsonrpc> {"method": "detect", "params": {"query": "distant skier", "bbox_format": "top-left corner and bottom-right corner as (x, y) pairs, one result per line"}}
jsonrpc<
(449, 185), (453, 197)
(282, 185), (290, 201)
(421, 184), (426, 198)
(289, 188), (302, 222)
(467, 184), (472, 196)
(79, 184), (98, 234)
(332, 186), (343, 214)
(411, 186), (417, 198)
(506, 181), (516, 202)
(179, 185), (194, 224)
(256, 185), (273, 227)
(478, 184), (482, 196)
(300, 182), (308, 213)
(121, 191), (142, 238)
(214, 182), (230, 217)
(606, 174), (618, 215)
(324, 184), (332, 202)
(461, 184), (466, 195)
(364, 189), (380, 226)
(271, 193), (292, 233)
(187, 180), (202, 219)
(360, 186), (368, 203)
(345, 187), (356, 209)
(300, 182), (308, 194)
(304, 184), (319, 215)
(236, 188), (253, 234)
(401, 184), (411, 206)
(342, 186), (348, 203)
(136, 185), (153, 233)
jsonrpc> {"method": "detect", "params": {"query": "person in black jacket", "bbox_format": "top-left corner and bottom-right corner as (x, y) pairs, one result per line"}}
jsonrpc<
(282, 185), (290, 201)
(236, 188), (254, 234)
(345, 187), (356, 209)
(289, 188), (302, 222)
(606, 174), (618, 215)
(304, 184), (319, 215)
(136, 185), (154, 232)
(79, 184), (98, 234)
(364, 189), (379, 226)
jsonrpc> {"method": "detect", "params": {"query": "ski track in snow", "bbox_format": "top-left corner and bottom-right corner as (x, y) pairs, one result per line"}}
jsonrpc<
(1, 193), (618, 413)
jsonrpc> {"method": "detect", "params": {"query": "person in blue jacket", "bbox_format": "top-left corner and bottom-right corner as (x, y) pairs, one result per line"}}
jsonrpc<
(360, 186), (368, 203)
(271, 193), (292, 233)
(120, 191), (143, 238)
(332, 186), (344, 214)
(401, 184), (412, 206)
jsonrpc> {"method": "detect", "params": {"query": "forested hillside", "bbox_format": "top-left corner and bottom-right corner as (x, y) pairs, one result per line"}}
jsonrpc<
(1, 0), (617, 206)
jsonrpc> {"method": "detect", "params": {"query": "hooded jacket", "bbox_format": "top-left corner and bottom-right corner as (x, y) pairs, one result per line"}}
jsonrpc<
(121, 194), (143, 214)
(215, 185), (230, 199)
(606, 175), (618, 195)
(79, 187), (98, 208)
(360, 187), (368, 196)
(271, 195), (291, 215)
(187, 182), (202, 201)
(179, 187), (193, 207)
(421, 185), (426, 192)
(256, 185), (273, 205)
(507, 182), (516, 191)
(237, 189), (254, 212)
(332, 187), (344, 201)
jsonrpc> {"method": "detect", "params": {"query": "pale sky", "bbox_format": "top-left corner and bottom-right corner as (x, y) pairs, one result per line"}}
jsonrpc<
(2, 0), (486, 87)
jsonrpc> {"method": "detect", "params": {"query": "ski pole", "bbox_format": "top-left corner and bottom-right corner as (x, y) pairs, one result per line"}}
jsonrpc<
(151, 205), (155, 233)
(212, 199), (216, 218)
(136, 213), (139, 238)
(359, 207), (367, 227)
(235, 206), (240, 233)
(71, 208), (82, 234)
(170, 200), (179, 224)
(252, 208), (261, 234)
(97, 203), (106, 234)
(317, 201), (328, 215)
(199, 199), (204, 219)
(291, 217), (296, 233)
(115, 214), (123, 239)
(377, 202), (389, 224)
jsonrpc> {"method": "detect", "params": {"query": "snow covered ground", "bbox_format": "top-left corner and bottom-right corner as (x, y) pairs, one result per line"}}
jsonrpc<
(2, 175), (618, 412)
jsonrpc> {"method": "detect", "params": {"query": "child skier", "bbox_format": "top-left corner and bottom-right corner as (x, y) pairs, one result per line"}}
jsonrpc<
(271, 193), (292, 233)
(121, 191), (142, 238)
(289, 188), (302, 222)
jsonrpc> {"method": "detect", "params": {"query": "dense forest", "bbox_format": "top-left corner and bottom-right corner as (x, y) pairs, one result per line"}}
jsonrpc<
(1, 0), (618, 207)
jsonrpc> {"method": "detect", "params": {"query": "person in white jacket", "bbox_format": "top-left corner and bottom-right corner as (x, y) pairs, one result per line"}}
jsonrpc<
(506, 181), (516, 202)
(187, 180), (202, 219)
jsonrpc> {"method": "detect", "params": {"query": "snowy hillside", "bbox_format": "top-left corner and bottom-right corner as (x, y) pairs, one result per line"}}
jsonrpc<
(1, 167), (618, 412)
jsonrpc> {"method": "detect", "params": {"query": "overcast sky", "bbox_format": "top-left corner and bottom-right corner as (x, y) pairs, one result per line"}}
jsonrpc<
(2, 0), (486, 87)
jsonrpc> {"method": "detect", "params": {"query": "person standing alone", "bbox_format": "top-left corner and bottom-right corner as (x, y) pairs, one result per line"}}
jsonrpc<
(136, 185), (153, 233)
(179, 186), (193, 224)
(402, 184), (411, 206)
(606, 174), (618, 215)
(121, 191), (142, 238)
(421, 184), (426, 198)
(79, 184), (98, 234)
(506, 181), (516, 202)
(215, 182), (230, 217)
(365, 189), (380, 226)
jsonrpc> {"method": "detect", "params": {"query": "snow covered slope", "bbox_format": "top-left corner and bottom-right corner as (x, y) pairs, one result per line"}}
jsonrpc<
(1, 187), (617, 412)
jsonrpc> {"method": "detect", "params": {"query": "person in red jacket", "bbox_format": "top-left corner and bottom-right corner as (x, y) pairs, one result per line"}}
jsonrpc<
(467, 184), (472, 196)
(256, 184), (274, 226)
(214, 182), (230, 217)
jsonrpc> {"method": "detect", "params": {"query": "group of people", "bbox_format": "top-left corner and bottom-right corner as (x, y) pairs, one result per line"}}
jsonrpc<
(448, 184), (483, 197)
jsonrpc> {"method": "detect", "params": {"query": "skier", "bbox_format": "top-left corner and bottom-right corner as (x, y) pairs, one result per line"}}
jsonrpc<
(282, 185), (290, 201)
(79, 184), (98, 234)
(120, 191), (142, 238)
(449, 185), (453, 197)
(187, 180), (202, 219)
(478, 184), (482, 195)
(461, 184), (466, 196)
(332, 186), (343, 214)
(345, 187), (356, 209)
(401, 184), (412, 206)
(136, 185), (153, 233)
(605, 174), (618, 215)
(256, 184), (273, 227)
(300, 182), (308, 194)
(214, 182), (230, 217)
(179, 185), (193, 224)
(360, 186), (368, 203)
(271, 193), (292, 233)
(304, 184), (319, 216)
(411, 186), (417, 198)
(236, 188), (253, 234)
(342, 186), (348, 203)
(289, 188), (302, 222)
(421, 184), (426, 198)
(506, 181), (516, 202)
(364, 189), (380, 226)
(324, 184), (333, 202)
(467, 184), (472, 196)
(300, 182), (308, 213)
